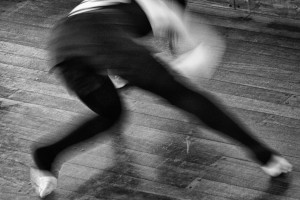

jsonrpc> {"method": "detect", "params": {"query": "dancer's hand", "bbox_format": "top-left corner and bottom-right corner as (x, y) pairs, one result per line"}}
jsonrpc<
(136, 0), (187, 38)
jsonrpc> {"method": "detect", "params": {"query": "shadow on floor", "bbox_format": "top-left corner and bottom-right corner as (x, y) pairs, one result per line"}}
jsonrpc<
(63, 133), (178, 200)
(254, 174), (292, 200)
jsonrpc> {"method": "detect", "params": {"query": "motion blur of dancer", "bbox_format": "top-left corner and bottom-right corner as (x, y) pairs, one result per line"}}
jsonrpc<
(31, 0), (292, 198)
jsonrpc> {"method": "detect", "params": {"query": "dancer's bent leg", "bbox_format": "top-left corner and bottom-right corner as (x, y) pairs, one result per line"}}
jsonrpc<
(33, 60), (123, 173)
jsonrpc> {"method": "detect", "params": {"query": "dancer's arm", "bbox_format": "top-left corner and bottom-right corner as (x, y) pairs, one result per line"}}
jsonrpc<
(135, 0), (192, 43)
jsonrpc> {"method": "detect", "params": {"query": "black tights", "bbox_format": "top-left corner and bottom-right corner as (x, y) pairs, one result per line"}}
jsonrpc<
(34, 54), (274, 173)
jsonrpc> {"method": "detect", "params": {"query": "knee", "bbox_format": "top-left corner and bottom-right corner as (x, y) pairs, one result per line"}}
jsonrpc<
(87, 97), (123, 130)
(105, 99), (123, 123)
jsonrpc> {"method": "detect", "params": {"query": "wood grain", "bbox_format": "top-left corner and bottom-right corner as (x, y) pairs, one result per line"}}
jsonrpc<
(1, 0), (299, 199)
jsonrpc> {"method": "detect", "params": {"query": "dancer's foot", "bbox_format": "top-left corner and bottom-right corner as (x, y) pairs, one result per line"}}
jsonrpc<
(261, 155), (292, 177)
(30, 167), (57, 198)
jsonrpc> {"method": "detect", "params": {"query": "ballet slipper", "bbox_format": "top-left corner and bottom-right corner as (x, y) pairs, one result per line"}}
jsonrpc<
(30, 167), (57, 198)
(261, 155), (292, 177)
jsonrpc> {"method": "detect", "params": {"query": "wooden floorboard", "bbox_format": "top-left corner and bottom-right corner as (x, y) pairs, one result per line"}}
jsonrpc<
(1, 0), (300, 199)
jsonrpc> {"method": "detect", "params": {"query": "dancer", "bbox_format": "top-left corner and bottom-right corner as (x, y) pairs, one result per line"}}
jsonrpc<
(31, 0), (292, 198)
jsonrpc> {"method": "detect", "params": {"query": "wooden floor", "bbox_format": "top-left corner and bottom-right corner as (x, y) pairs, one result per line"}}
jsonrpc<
(1, 0), (300, 199)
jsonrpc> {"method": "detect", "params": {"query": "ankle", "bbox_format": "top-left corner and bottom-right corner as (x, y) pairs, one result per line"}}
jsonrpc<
(33, 147), (55, 172)
(252, 146), (276, 165)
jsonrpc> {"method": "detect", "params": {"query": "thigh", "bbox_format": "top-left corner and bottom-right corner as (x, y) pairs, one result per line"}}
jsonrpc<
(56, 57), (122, 118)
(78, 75), (123, 120)
(107, 38), (184, 99)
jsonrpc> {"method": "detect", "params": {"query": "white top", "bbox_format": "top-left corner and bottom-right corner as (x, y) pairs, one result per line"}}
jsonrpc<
(69, 0), (131, 16)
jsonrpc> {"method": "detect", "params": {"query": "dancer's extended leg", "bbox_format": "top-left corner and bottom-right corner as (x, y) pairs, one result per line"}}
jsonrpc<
(31, 59), (123, 198)
(116, 49), (292, 176)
